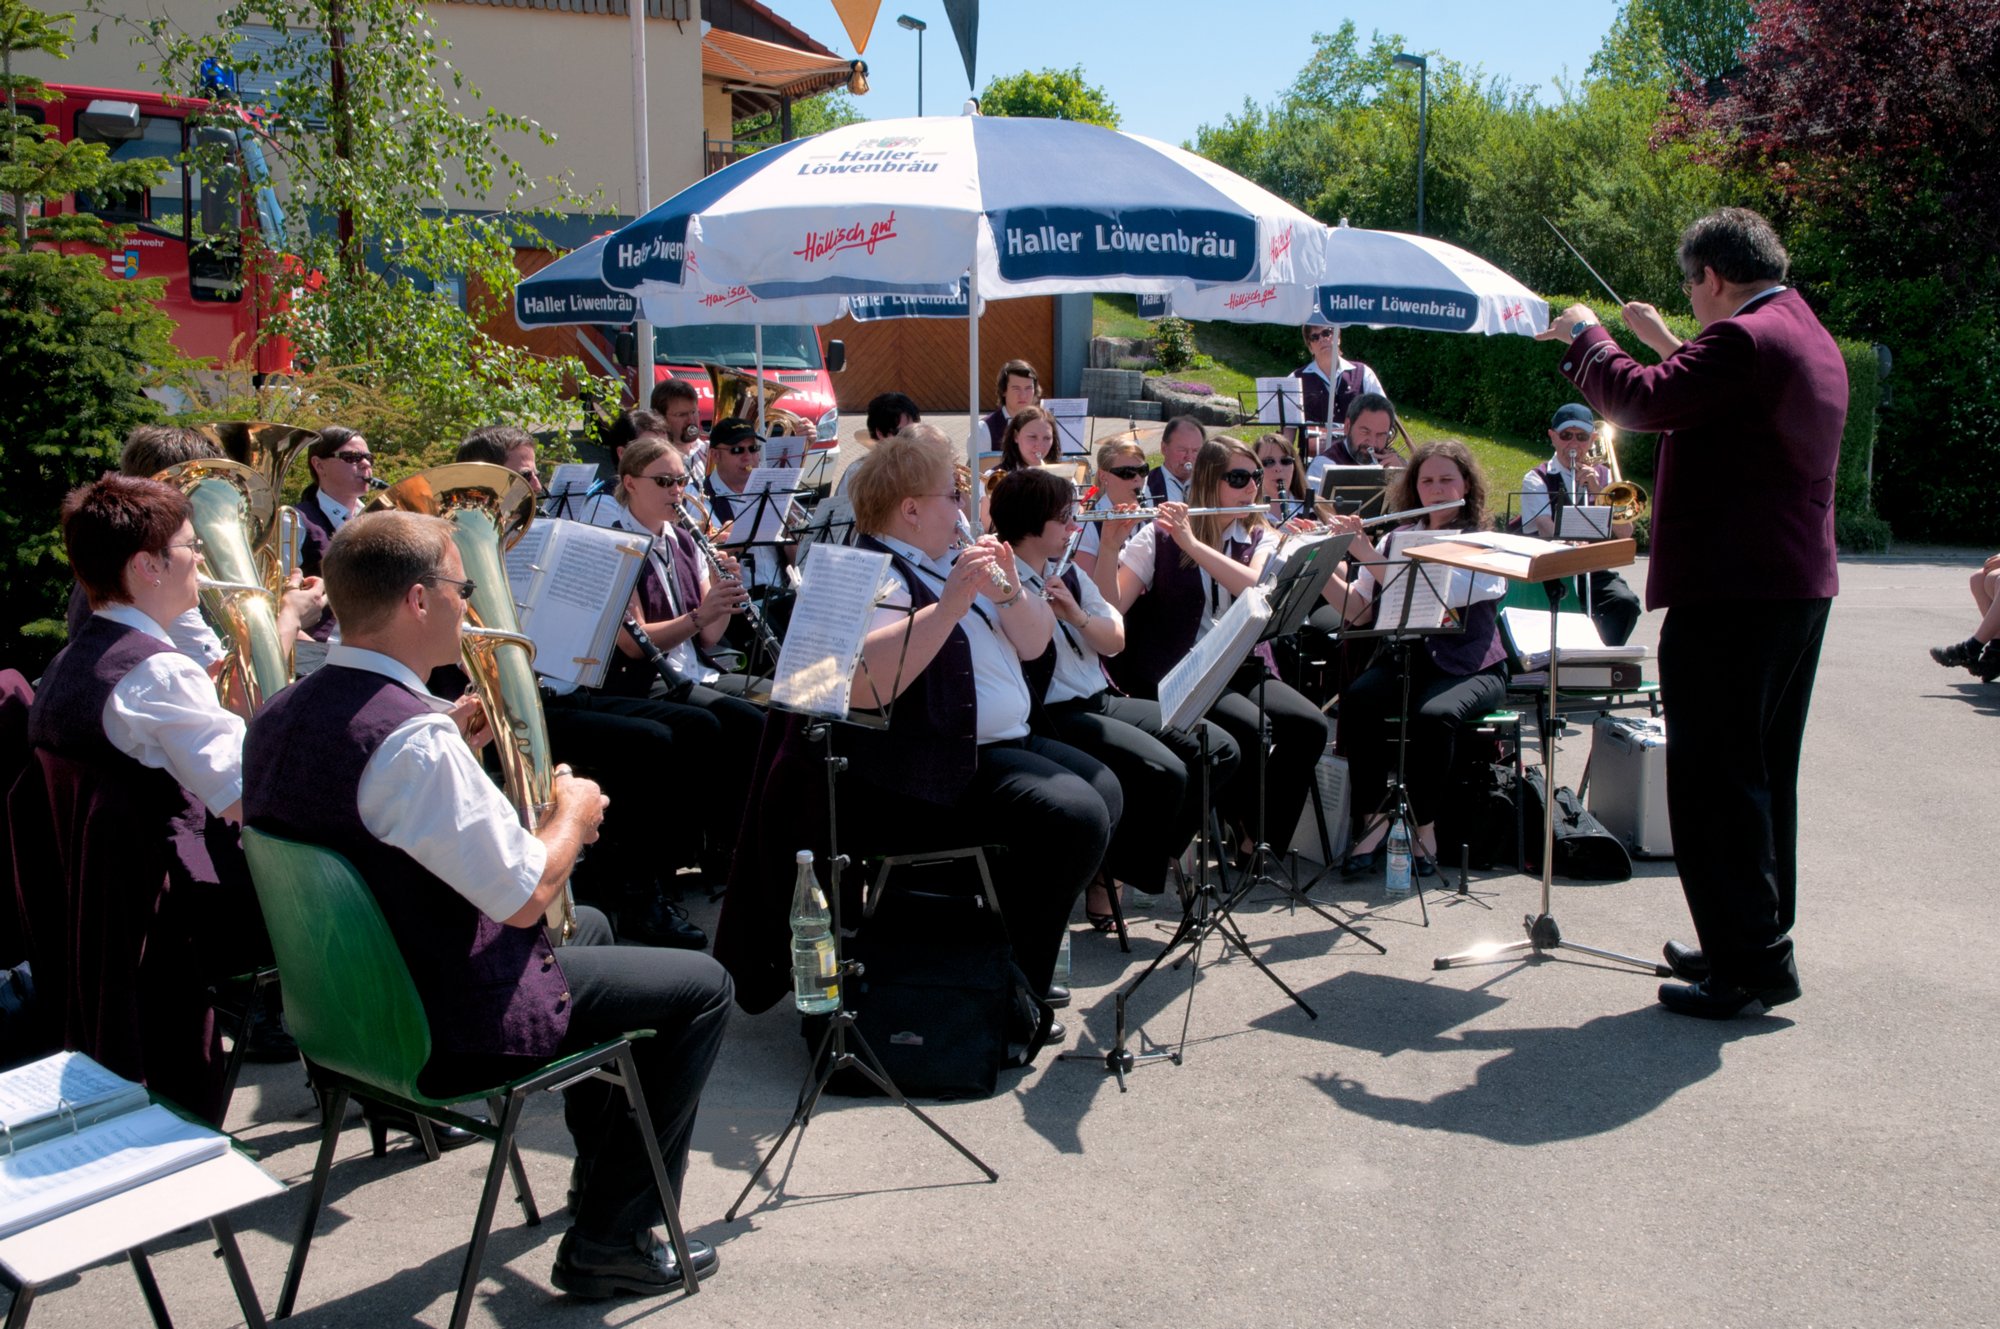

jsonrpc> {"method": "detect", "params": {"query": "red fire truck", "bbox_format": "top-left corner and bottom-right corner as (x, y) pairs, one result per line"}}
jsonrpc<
(23, 83), (293, 375)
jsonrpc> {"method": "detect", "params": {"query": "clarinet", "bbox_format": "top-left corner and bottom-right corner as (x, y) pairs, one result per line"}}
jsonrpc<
(621, 616), (686, 695)
(677, 509), (784, 670)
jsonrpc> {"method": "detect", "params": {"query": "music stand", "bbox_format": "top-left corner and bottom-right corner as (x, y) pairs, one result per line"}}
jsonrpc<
(727, 546), (998, 1220)
(1413, 536), (1669, 976)
(1319, 464), (1390, 520)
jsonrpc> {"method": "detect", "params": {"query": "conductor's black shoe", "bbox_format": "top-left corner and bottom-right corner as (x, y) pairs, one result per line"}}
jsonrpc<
(1042, 1018), (1067, 1044)
(551, 1229), (717, 1300)
(1657, 977), (1801, 1020)
(620, 892), (707, 950)
(1930, 637), (1983, 670)
(1045, 984), (1071, 1010)
(1341, 851), (1378, 878)
(1662, 939), (1710, 982)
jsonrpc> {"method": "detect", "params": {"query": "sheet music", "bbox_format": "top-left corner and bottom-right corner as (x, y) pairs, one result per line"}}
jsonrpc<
(1557, 504), (1613, 540)
(0, 1053), (146, 1140)
(545, 463), (598, 499)
(796, 496), (856, 557)
(1435, 530), (1563, 558)
(504, 523), (554, 608)
(771, 545), (892, 717)
(1255, 376), (1305, 426)
(1501, 608), (1645, 668)
(761, 433), (806, 469)
(1373, 534), (1449, 634)
(515, 519), (648, 688)
(721, 467), (801, 547)
(1159, 587), (1270, 731)
(1040, 398), (1089, 455)
(0, 1104), (228, 1239)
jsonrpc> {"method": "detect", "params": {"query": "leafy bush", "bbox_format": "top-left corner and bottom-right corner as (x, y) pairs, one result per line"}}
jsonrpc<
(1153, 316), (1199, 372)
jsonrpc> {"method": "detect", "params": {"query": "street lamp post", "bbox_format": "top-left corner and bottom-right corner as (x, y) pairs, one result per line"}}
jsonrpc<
(897, 14), (927, 117)
(1392, 51), (1429, 235)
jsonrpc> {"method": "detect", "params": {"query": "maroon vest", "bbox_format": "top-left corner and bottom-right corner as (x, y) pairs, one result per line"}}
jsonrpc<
(601, 525), (708, 698)
(243, 664), (570, 1061)
(841, 536), (978, 804)
(293, 487), (340, 641)
(1106, 532), (1252, 700)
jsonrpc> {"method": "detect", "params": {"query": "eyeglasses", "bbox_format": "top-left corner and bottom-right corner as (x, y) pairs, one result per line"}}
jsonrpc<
(165, 537), (205, 556)
(1305, 328), (1334, 344)
(1221, 467), (1264, 489)
(1680, 273), (1700, 294)
(927, 487), (969, 504)
(1101, 464), (1147, 481)
(1555, 429), (1593, 443)
(422, 573), (478, 601)
(718, 441), (762, 456)
(642, 473), (692, 489)
(334, 451), (373, 465)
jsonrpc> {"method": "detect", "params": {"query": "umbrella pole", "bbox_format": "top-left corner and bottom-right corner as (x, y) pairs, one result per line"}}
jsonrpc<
(755, 323), (767, 437)
(965, 258), (981, 524)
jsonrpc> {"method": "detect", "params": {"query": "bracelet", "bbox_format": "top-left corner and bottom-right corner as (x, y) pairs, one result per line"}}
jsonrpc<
(994, 588), (1023, 609)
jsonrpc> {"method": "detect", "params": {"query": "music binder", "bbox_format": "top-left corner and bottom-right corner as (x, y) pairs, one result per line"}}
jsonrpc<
(502, 517), (649, 688)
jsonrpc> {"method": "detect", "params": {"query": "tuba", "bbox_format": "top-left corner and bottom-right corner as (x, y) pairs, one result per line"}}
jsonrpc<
(368, 463), (576, 943)
(703, 361), (795, 435)
(155, 421), (318, 714)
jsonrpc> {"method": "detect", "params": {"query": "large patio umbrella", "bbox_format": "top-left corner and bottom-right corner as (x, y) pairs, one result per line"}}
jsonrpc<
(595, 112), (1330, 477)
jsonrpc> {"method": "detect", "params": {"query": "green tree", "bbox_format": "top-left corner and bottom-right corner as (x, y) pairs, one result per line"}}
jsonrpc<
(733, 89), (866, 148)
(978, 66), (1119, 128)
(109, 0), (589, 457)
(0, 0), (184, 669)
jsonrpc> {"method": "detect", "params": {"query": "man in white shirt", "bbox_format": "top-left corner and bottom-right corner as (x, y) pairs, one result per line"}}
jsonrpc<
(1517, 403), (1643, 646)
(243, 510), (732, 1299)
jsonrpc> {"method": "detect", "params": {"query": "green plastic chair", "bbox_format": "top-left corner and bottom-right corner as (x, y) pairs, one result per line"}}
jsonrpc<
(240, 828), (700, 1327)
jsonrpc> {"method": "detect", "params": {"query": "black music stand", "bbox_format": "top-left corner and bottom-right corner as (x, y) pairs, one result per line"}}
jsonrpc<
(1415, 537), (1669, 976)
(713, 483), (806, 677)
(727, 552), (998, 1220)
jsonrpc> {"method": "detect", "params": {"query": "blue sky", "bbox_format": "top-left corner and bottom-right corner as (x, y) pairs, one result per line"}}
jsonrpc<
(775, 1), (1620, 145)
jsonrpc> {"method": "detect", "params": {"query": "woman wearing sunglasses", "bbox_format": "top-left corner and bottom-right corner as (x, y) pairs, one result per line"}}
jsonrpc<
(991, 467), (1241, 925)
(1256, 432), (1310, 523)
(19, 475), (262, 1125)
(1070, 438), (1149, 583)
(295, 424), (375, 640)
(1328, 440), (1509, 878)
(833, 427), (1117, 1049)
(1104, 438), (1329, 857)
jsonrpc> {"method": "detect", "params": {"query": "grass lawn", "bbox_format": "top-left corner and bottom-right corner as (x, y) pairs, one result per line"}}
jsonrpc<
(1092, 295), (1550, 496)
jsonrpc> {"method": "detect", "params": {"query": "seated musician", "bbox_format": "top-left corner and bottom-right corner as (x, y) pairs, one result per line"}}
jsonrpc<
(1517, 404), (1643, 647)
(982, 358), (1041, 449)
(1256, 431), (1311, 523)
(701, 417), (796, 651)
(294, 425), (375, 641)
(243, 509), (732, 1299)
(1100, 437), (1329, 859)
(832, 392), (919, 499)
(1306, 392), (1406, 491)
(573, 408), (666, 528)
(15, 475), (259, 1124)
(845, 426), (1118, 1046)
(451, 429), (705, 949)
(1070, 437), (1150, 581)
(980, 405), (1058, 528)
(1327, 441), (1510, 877)
(1144, 414), (1204, 506)
(992, 467), (1239, 915)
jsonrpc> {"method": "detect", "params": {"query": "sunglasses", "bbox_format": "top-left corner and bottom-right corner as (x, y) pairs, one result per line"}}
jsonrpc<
(1555, 429), (1593, 443)
(334, 451), (373, 465)
(1261, 455), (1295, 468)
(422, 573), (478, 601)
(641, 473), (692, 489)
(1101, 464), (1147, 481)
(1221, 467), (1264, 489)
(1305, 328), (1334, 344)
(717, 441), (763, 456)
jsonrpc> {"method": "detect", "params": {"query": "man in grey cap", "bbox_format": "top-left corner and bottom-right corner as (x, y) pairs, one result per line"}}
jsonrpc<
(1517, 402), (1642, 646)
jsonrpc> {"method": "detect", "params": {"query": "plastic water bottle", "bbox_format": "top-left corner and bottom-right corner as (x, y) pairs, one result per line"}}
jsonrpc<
(1385, 817), (1413, 896)
(789, 850), (839, 1014)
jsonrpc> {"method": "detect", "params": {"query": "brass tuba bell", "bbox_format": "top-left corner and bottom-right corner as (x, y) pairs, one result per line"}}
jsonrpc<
(367, 462), (576, 943)
(702, 361), (796, 435)
(1583, 420), (1649, 524)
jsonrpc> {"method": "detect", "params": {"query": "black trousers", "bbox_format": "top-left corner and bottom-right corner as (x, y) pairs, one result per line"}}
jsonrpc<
(1546, 569), (1644, 647)
(622, 677), (767, 873)
(1657, 597), (1830, 988)
(1340, 649), (1508, 834)
(842, 737), (1115, 997)
(422, 908), (731, 1245)
(1043, 693), (1240, 884)
(1206, 666), (1329, 843)
(543, 689), (722, 891)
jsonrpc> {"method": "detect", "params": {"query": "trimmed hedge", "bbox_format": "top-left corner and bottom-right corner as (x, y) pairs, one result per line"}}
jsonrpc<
(1232, 298), (1886, 551)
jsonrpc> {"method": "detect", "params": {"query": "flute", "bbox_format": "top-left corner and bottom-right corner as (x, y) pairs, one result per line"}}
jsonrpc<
(1067, 502), (1271, 522)
(953, 510), (1016, 598)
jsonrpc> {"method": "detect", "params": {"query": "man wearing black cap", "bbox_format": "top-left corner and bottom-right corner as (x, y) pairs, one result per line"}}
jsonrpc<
(1518, 403), (1643, 646)
(1542, 206), (1845, 1021)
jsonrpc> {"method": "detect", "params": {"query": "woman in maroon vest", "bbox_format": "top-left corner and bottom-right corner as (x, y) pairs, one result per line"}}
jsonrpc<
(1099, 438), (1330, 858)
(1329, 441), (1510, 877)
(16, 476), (255, 1124)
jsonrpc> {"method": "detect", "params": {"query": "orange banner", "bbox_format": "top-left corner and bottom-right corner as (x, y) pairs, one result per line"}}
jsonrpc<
(831, 0), (884, 54)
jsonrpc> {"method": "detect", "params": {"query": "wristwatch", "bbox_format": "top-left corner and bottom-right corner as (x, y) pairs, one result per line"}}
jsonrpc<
(1571, 316), (1599, 340)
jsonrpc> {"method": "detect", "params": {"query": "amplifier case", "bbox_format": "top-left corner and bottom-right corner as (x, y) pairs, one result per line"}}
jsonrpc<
(1588, 715), (1673, 858)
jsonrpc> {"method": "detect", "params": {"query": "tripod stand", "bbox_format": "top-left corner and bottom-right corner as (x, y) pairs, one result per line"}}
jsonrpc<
(727, 720), (997, 1220)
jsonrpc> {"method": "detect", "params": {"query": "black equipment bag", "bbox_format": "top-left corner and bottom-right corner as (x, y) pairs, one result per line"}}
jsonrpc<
(1436, 760), (1522, 872)
(1520, 769), (1634, 881)
(811, 852), (1039, 1101)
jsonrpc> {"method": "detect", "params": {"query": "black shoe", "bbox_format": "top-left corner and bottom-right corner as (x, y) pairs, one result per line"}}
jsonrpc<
(1931, 637), (1983, 670)
(620, 891), (707, 950)
(1657, 977), (1801, 1019)
(359, 1099), (481, 1157)
(1662, 939), (1710, 982)
(1045, 984), (1071, 1010)
(1042, 1018), (1067, 1044)
(242, 995), (299, 1064)
(1979, 641), (2000, 682)
(551, 1229), (717, 1300)
(1341, 851), (1378, 878)
(1415, 854), (1438, 878)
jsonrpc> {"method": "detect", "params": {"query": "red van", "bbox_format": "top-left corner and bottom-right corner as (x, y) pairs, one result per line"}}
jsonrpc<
(584, 321), (846, 445)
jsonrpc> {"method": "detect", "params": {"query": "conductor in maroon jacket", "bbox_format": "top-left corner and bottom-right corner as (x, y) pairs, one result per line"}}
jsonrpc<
(1542, 207), (1845, 1020)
